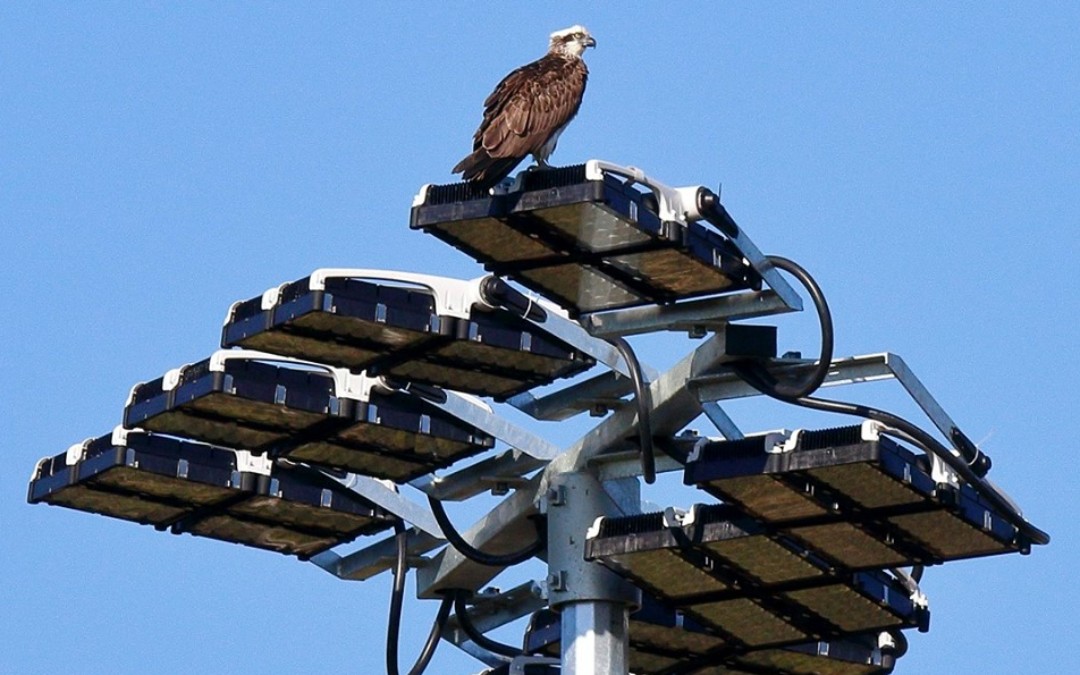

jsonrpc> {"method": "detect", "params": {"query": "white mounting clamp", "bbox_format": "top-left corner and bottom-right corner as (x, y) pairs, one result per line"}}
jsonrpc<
(585, 159), (706, 225)
(234, 449), (273, 476)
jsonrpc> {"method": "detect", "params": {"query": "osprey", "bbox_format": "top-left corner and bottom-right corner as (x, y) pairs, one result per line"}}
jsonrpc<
(453, 25), (596, 189)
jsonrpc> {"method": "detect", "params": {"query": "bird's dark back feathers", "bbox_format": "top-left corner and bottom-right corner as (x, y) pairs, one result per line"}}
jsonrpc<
(453, 53), (588, 189)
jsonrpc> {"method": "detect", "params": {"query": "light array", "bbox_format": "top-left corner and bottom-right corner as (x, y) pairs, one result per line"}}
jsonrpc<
(410, 165), (762, 316)
(684, 423), (1026, 569)
(585, 505), (927, 649)
(28, 427), (395, 558)
(222, 270), (595, 400)
(525, 596), (899, 675)
(124, 350), (495, 482)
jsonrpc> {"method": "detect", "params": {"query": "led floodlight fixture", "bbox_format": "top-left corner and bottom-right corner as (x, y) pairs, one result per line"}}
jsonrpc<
(124, 350), (495, 482)
(585, 506), (828, 594)
(684, 423), (1026, 569)
(410, 162), (764, 315)
(29, 427), (248, 528)
(585, 505), (926, 649)
(716, 636), (898, 675)
(28, 427), (395, 558)
(222, 270), (596, 400)
(526, 599), (899, 675)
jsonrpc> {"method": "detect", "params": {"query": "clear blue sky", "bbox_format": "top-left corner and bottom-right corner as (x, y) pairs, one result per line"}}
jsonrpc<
(3, 4), (1077, 674)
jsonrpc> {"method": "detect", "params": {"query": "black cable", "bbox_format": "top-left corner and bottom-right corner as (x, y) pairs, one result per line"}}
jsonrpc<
(745, 255), (834, 401)
(735, 354), (1050, 546)
(408, 596), (454, 675)
(427, 495), (543, 567)
(386, 519), (456, 675)
(453, 591), (523, 658)
(479, 276), (548, 322)
(609, 336), (656, 483)
(795, 393), (1045, 544)
(729, 255), (1049, 546)
(386, 520), (408, 675)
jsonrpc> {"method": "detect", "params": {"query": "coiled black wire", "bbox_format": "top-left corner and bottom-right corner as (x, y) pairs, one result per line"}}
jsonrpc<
(609, 336), (656, 483)
(736, 255), (834, 400)
(427, 495), (544, 567)
(452, 591), (523, 658)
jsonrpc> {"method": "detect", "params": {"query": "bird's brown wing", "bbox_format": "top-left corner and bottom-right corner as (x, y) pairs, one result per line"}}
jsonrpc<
(474, 56), (588, 160)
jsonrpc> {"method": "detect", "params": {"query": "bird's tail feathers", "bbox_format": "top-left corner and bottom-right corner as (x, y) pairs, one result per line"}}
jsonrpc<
(453, 150), (522, 191)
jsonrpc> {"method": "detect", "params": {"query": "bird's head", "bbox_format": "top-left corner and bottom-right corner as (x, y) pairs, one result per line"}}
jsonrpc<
(548, 25), (596, 58)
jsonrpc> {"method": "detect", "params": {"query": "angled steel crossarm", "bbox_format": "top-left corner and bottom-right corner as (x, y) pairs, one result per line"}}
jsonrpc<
(691, 351), (964, 443)
(334, 473), (444, 536)
(508, 363), (659, 423)
(302, 471), (447, 582)
(425, 391), (563, 461)
(444, 582), (548, 656)
(507, 371), (634, 422)
(515, 300), (632, 379)
(581, 289), (796, 339)
(309, 527), (444, 582)
(417, 328), (747, 598)
(411, 450), (548, 503)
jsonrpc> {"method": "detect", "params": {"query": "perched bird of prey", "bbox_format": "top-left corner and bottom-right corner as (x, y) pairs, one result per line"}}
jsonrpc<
(453, 25), (596, 190)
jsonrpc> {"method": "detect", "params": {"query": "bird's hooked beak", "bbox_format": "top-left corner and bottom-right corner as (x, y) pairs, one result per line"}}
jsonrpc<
(584, 35), (597, 48)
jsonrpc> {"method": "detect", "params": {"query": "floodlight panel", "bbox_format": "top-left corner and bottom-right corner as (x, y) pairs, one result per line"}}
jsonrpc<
(700, 474), (831, 522)
(40, 483), (191, 525)
(684, 431), (938, 523)
(629, 620), (727, 659)
(417, 212), (557, 266)
(125, 357), (349, 451)
(588, 508), (925, 647)
(185, 469), (394, 558)
(526, 598), (896, 675)
(806, 460), (930, 510)
(784, 581), (910, 635)
(686, 428), (1025, 567)
(586, 512), (734, 600)
(127, 354), (496, 481)
(527, 598), (731, 675)
(688, 505), (830, 586)
(276, 391), (495, 482)
(29, 432), (246, 529)
(887, 503), (1017, 560)
(607, 548), (731, 600)
(225, 273), (595, 399)
(225, 274), (446, 370)
(786, 522), (913, 570)
(609, 248), (735, 296)
(702, 535), (826, 586)
(528, 201), (659, 252)
(377, 311), (596, 399)
(382, 358), (527, 399)
(517, 264), (644, 315)
(411, 166), (659, 264)
(728, 641), (891, 675)
(411, 165), (764, 316)
(687, 597), (807, 647)
(280, 441), (432, 482)
(188, 514), (345, 557)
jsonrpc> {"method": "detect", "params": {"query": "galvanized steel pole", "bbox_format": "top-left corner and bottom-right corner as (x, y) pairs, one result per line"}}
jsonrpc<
(546, 472), (640, 674)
